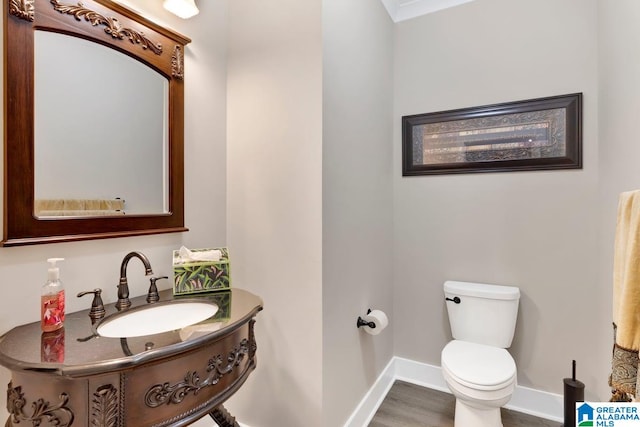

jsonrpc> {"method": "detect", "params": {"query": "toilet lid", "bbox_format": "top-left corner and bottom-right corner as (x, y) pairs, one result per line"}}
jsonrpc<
(442, 340), (516, 387)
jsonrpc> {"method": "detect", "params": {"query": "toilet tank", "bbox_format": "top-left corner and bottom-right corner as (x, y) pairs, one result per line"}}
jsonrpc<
(444, 281), (520, 348)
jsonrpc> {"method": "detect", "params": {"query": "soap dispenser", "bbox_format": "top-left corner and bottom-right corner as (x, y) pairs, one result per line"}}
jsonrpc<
(41, 258), (65, 332)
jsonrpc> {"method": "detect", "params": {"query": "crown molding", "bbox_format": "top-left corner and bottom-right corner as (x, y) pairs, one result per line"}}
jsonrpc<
(380, 0), (476, 23)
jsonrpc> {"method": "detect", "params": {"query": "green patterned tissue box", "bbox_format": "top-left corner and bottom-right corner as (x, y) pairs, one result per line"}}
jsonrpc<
(173, 247), (231, 295)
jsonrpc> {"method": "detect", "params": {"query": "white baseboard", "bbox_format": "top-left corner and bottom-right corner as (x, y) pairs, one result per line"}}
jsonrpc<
(344, 356), (564, 427)
(342, 358), (398, 427)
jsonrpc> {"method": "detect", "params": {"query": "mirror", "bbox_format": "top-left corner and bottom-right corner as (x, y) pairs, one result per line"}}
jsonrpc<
(34, 31), (169, 216)
(3, 0), (190, 246)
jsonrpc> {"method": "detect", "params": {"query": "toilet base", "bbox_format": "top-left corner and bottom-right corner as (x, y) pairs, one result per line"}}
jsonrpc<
(454, 398), (503, 427)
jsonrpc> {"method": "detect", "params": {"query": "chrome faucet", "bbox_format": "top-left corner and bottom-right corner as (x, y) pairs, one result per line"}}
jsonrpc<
(116, 251), (154, 311)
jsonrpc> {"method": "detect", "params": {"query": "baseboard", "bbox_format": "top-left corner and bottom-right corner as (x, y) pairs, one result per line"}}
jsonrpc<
(344, 356), (564, 427)
(343, 358), (397, 427)
(506, 383), (563, 422)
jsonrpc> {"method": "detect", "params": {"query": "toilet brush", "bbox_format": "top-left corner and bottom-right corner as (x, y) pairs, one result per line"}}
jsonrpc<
(563, 360), (585, 427)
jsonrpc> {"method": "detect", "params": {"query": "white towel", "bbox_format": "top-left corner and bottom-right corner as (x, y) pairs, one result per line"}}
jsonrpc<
(610, 190), (640, 401)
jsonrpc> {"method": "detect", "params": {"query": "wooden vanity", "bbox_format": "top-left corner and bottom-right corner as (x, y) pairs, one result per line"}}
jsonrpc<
(0, 289), (263, 427)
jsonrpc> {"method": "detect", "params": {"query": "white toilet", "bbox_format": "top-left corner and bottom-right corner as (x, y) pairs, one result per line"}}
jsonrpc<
(441, 280), (520, 427)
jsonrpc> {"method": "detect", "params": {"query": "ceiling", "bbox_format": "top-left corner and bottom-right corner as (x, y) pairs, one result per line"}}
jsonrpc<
(379, 0), (475, 22)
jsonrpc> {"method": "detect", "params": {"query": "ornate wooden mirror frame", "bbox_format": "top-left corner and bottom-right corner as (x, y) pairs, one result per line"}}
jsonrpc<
(3, 0), (190, 246)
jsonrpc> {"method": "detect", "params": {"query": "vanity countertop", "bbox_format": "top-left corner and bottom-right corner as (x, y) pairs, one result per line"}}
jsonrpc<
(0, 288), (263, 377)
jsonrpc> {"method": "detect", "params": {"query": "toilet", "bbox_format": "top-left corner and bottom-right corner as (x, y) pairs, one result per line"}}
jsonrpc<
(441, 280), (520, 427)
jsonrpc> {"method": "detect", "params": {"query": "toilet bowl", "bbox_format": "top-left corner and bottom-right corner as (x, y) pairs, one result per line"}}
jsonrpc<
(442, 340), (516, 427)
(442, 281), (520, 427)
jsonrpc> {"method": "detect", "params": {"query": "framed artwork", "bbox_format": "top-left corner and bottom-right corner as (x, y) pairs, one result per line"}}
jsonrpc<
(402, 93), (582, 176)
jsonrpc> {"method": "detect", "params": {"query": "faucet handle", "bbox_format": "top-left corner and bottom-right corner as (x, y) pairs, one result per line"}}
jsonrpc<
(147, 276), (168, 303)
(77, 288), (106, 324)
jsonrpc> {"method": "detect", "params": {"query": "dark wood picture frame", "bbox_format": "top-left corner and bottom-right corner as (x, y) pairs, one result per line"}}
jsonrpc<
(402, 93), (582, 176)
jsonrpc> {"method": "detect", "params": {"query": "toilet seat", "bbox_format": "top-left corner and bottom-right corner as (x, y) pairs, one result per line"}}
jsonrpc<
(442, 340), (516, 391)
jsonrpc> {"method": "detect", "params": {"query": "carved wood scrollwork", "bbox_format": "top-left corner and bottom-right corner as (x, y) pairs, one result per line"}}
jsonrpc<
(91, 384), (118, 427)
(171, 45), (185, 80)
(6, 381), (75, 427)
(248, 319), (257, 359)
(144, 339), (250, 408)
(49, 0), (163, 55)
(9, 0), (35, 21)
(119, 372), (126, 427)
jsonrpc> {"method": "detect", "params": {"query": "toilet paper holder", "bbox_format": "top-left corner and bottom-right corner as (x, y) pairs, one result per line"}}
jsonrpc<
(356, 309), (376, 329)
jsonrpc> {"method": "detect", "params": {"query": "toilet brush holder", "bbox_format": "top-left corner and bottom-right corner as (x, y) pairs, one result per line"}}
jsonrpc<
(562, 360), (585, 427)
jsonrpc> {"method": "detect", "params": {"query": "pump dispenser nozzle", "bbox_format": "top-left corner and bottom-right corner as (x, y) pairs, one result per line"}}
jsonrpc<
(47, 258), (64, 281)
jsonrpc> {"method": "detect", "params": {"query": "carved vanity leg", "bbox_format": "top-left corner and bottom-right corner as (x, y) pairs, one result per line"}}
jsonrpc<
(209, 405), (239, 427)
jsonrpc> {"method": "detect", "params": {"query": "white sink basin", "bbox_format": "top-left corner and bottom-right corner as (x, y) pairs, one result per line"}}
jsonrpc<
(97, 301), (219, 338)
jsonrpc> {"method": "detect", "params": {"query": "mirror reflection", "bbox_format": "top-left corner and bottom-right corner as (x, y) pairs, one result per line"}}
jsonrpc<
(34, 31), (169, 217)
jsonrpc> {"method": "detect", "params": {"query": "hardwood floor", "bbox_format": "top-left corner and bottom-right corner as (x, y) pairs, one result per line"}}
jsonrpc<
(368, 381), (562, 427)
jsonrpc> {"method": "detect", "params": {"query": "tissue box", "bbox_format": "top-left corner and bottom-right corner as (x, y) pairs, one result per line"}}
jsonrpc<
(173, 247), (231, 295)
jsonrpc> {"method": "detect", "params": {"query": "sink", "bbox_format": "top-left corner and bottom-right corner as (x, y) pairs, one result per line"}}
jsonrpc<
(97, 300), (219, 338)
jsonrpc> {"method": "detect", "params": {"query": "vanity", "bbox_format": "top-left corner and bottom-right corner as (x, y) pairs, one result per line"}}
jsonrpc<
(0, 288), (263, 427)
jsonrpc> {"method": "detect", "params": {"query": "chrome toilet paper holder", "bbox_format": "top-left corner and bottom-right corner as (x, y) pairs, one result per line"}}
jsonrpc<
(356, 309), (376, 329)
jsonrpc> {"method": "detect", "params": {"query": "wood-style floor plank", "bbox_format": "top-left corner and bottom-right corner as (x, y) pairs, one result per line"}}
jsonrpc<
(368, 381), (562, 427)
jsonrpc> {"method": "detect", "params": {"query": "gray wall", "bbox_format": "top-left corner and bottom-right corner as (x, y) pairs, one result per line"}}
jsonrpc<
(392, 0), (608, 400)
(226, 0), (324, 425)
(322, 0), (394, 426)
(597, 0), (640, 398)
